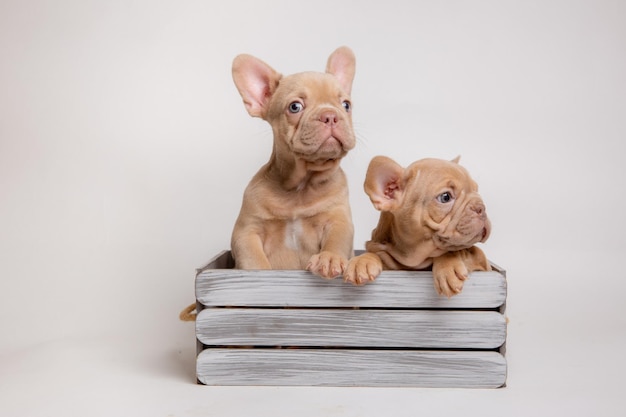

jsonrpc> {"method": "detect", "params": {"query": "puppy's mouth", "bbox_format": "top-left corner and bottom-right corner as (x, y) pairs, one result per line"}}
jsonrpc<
(465, 224), (490, 245)
(297, 135), (348, 162)
(461, 225), (490, 246)
(480, 226), (489, 242)
(319, 135), (344, 150)
(434, 223), (490, 251)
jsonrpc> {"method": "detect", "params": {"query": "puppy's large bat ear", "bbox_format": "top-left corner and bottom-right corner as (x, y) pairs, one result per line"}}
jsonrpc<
(364, 156), (405, 212)
(232, 54), (282, 118)
(326, 46), (356, 96)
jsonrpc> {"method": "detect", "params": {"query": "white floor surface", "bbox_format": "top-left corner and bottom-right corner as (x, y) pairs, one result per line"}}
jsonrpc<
(1, 251), (623, 417)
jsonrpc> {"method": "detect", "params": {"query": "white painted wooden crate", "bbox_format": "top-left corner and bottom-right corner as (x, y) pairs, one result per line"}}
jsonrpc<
(194, 250), (507, 388)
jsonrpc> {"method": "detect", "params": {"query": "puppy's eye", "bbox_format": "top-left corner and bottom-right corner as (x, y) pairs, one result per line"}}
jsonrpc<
(436, 192), (453, 204)
(288, 102), (304, 113)
(342, 100), (351, 112)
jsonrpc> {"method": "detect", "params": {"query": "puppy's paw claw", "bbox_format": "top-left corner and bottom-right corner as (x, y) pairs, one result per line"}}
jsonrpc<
(435, 276), (465, 297)
(307, 251), (347, 279)
(344, 253), (382, 286)
(433, 267), (468, 298)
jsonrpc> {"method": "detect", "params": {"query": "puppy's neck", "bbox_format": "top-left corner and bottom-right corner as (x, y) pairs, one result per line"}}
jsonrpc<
(370, 212), (443, 269)
(266, 149), (342, 192)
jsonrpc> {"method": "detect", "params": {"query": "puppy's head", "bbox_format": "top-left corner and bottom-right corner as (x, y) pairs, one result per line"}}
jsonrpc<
(232, 47), (356, 164)
(365, 156), (491, 251)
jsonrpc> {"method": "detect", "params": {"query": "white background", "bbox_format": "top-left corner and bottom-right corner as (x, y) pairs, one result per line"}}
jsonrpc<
(1, 0), (625, 416)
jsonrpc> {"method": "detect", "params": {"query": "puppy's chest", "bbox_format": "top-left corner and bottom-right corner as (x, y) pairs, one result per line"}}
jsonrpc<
(284, 219), (305, 250)
(262, 191), (342, 219)
(264, 218), (320, 253)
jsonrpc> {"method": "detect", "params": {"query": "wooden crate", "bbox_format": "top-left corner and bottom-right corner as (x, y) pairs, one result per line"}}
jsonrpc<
(194, 250), (507, 388)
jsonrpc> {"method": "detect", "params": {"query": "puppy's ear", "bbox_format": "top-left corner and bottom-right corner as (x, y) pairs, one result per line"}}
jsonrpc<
(326, 46), (356, 96)
(364, 156), (405, 212)
(451, 155), (461, 164)
(232, 54), (282, 118)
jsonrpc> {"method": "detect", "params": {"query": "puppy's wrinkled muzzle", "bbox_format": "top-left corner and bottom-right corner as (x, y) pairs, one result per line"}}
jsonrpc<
(470, 202), (486, 217)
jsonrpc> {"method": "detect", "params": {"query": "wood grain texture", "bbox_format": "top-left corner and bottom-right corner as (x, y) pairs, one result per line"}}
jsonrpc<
(197, 349), (507, 388)
(196, 308), (506, 349)
(195, 269), (506, 309)
(194, 251), (508, 388)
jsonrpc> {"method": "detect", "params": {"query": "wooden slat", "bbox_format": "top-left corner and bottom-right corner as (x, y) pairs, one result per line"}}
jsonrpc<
(194, 251), (508, 388)
(196, 269), (506, 309)
(197, 349), (507, 388)
(196, 250), (234, 272)
(196, 308), (506, 349)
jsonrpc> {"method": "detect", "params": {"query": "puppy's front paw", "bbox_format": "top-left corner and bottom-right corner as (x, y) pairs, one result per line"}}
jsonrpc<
(344, 253), (382, 286)
(432, 255), (469, 297)
(307, 251), (347, 279)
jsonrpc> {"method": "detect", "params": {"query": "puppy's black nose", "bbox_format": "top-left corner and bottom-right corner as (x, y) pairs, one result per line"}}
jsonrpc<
(320, 111), (338, 125)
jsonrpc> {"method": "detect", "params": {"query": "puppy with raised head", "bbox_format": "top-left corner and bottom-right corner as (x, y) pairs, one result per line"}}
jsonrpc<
(179, 47), (356, 321)
(230, 46), (356, 278)
(344, 155), (491, 297)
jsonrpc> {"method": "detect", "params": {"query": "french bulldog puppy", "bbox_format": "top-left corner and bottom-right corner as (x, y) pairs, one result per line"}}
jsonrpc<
(180, 47), (356, 322)
(344, 155), (491, 297)
(230, 46), (357, 278)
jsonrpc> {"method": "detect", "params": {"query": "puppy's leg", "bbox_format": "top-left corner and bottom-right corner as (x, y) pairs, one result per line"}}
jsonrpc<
(307, 213), (353, 279)
(462, 245), (491, 272)
(231, 230), (272, 269)
(344, 252), (383, 285)
(431, 246), (490, 297)
(432, 252), (468, 297)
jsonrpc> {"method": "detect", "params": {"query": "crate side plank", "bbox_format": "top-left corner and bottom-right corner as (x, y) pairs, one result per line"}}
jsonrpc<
(197, 349), (507, 388)
(196, 250), (234, 273)
(196, 309), (506, 349)
(196, 270), (506, 309)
